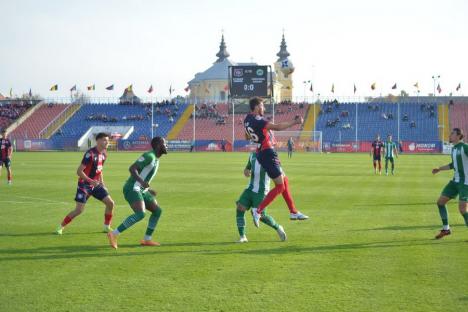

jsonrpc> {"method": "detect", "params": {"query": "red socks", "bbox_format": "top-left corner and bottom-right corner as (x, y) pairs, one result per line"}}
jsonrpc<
(373, 162), (376, 169)
(104, 213), (113, 226)
(257, 183), (285, 214)
(282, 176), (297, 214)
(61, 216), (73, 227)
(7, 172), (12, 182)
(378, 160), (382, 171)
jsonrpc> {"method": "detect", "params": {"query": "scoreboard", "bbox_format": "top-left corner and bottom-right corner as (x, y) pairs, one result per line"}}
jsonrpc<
(229, 65), (269, 98)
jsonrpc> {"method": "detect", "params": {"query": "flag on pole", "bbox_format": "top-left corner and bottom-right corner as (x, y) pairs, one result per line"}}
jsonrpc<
(456, 83), (461, 91)
(224, 84), (229, 91)
(437, 83), (442, 94)
(353, 84), (357, 94)
(70, 85), (76, 92)
(106, 84), (114, 91)
(371, 82), (376, 90)
(50, 84), (58, 91)
(29, 88), (32, 97)
(148, 85), (154, 93)
(87, 84), (95, 91)
(413, 82), (419, 89)
(184, 86), (190, 92)
(169, 84), (174, 95)
(9, 88), (12, 97)
(391, 83), (397, 90)
(310, 82), (313, 92)
(125, 85), (133, 93)
(331, 83), (335, 93)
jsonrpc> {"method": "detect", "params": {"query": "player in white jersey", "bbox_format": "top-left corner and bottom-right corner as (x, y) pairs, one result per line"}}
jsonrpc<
(432, 128), (468, 239)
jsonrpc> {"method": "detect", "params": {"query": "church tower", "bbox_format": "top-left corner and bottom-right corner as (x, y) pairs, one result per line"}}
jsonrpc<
(274, 33), (294, 101)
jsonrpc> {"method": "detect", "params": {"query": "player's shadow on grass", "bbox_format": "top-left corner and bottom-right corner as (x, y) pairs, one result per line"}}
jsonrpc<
(353, 202), (434, 207)
(354, 224), (465, 231)
(0, 231), (103, 237)
(207, 238), (462, 256)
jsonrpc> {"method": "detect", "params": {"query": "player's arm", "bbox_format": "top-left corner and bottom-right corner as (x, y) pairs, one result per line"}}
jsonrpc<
(76, 164), (100, 187)
(393, 145), (398, 158)
(370, 146), (373, 157)
(432, 163), (453, 174)
(266, 116), (303, 131)
(129, 163), (150, 189)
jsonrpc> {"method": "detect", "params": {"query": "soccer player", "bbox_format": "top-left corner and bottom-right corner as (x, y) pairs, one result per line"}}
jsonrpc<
(287, 137), (294, 158)
(432, 128), (468, 239)
(0, 129), (13, 185)
(107, 137), (167, 249)
(383, 134), (398, 176)
(244, 97), (308, 226)
(56, 133), (115, 234)
(236, 152), (287, 243)
(370, 134), (384, 175)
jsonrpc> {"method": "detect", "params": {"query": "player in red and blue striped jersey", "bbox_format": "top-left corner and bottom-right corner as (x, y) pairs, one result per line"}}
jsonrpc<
(0, 129), (13, 185)
(56, 133), (115, 234)
(244, 97), (309, 226)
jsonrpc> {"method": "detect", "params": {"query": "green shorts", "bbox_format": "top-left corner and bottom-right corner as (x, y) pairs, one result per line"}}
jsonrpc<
(123, 184), (155, 205)
(385, 157), (394, 162)
(236, 189), (265, 210)
(441, 180), (468, 202)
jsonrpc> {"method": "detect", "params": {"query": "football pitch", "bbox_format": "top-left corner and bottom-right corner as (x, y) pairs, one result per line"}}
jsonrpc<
(0, 151), (467, 312)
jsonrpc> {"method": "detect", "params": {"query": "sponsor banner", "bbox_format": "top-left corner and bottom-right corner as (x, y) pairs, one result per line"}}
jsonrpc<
(16, 139), (54, 151)
(403, 141), (441, 153)
(118, 139), (150, 151)
(194, 140), (232, 152)
(167, 140), (191, 151)
(323, 142), (362, 153)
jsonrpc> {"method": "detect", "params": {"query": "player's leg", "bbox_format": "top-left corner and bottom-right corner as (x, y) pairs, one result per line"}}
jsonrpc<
(92, 185), (114, 232)
(236, 190), (252, 240)
(236, 203), (248, 243)
(101, 196), (115, 232)
(253, 150), (285, 221)
(459, 201), (468, 227)
(108, 190), (146, 249)
(378, 158), (382, 175)
(261, 210), (287, 242)
(457, 185), (468, 227)
(385, 157), (389, 175)
(5, 159), (12, 184)
(373, 159), (377, 173)
(283, 175), (308, 220)
(141, 194), (162, 246)
(391, 158), (395, 175)
(435, 181), (456, 239)
(56, 201), (86, 234)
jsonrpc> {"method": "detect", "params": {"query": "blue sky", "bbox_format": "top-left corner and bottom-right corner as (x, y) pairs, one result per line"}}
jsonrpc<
(1, 0), (467, 98)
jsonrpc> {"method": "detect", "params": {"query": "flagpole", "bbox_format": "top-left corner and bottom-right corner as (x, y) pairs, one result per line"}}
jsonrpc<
(397, 102), (400, 143)
(193, 98), (196, 151)
(151, 100), (154, 138)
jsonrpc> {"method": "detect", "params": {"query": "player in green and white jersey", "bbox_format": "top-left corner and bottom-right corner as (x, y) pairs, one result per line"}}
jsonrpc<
(107, 137), (167, 249)
(235, 152), (286, 243)
(383, 134), (398, 175)
(432, 128), (468, 239)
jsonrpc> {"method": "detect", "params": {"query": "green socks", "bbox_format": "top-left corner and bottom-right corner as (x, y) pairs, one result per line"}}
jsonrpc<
(463, 212), (468, 227)
(145, 207), (162, 237)
(437, 204), (449, 229)
(116, 211), (145, 233)
(236, 209), (246, 236)
(260, 213), (279, 230)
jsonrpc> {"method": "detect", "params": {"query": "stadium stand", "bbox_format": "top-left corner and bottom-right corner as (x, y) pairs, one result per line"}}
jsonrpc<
(53, 101), (188, 142)
(175, 102), (308, 141)
(10, 103), (70, 139)
(449, 100), (468, 136)
(0, 100), (33, 131)
(315, 101), (439, 142)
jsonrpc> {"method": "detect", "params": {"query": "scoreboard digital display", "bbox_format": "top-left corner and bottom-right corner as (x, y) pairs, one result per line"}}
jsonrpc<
(229, 65), (269, 98)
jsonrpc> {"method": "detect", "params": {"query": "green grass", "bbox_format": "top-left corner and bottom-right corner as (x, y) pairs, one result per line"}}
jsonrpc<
(0, 151), (467, 312)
